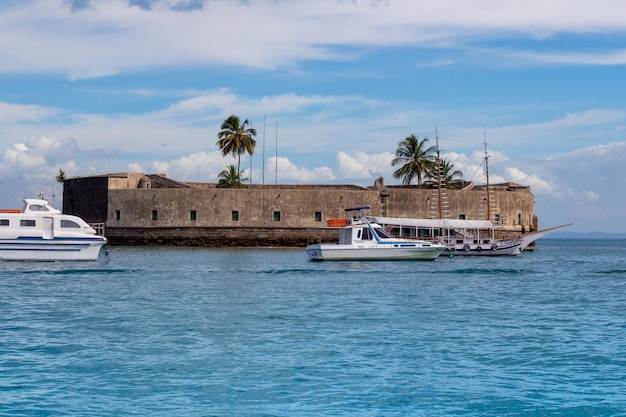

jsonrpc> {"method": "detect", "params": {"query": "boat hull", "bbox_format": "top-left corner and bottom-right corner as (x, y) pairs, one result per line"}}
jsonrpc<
(306, 243), (443, 261)
(0, 237), (107, 261)
(443, 241), (522, 256)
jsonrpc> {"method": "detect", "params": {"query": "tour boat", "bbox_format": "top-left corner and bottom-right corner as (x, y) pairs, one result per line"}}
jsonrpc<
(305, 207), (445, 261)
(378, 134), (522, 257)
(0, 198), (107, 261)
(371, 216), (523, 256)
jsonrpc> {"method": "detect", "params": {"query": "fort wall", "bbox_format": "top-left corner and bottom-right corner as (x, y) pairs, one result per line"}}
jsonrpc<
(63, 173), (536, 247)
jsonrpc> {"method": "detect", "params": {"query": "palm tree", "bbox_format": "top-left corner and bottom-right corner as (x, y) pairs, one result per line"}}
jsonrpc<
(217, 164), (248, 188)
(216, 115), (257, 176)
(425, 158), (464, 189)
(391, 134), (436, 187)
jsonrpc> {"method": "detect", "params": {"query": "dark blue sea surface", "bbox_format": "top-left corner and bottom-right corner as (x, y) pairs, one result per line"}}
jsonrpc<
(1, 239), (625, 416)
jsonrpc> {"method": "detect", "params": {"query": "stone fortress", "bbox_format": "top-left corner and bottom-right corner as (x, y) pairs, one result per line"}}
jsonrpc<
(62, 172), (536, 246)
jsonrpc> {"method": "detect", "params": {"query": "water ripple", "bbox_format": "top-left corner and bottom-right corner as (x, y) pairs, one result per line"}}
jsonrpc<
(1, 241), (626, 416)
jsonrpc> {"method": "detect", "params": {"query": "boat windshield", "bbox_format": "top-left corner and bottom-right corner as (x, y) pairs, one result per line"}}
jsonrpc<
(373, 228), (394, 239)
(28, 204), (49, 212)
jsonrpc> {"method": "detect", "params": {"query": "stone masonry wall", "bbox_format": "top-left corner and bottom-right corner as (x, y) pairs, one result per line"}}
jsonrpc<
(63, 173), (536, 247)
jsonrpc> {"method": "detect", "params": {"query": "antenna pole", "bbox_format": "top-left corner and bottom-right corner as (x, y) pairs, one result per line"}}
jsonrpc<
(262, 116), (265, 185)
(275, 120), (278, 185)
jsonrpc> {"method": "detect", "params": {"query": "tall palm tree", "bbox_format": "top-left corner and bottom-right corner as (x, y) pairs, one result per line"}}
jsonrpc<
(217, 164), (248, 188)
(216, 115), (257, 176)
(425, 158), (464, 189)
(391, 134), (436, 187)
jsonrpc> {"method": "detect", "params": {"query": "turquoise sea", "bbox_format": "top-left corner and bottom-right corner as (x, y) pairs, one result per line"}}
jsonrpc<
(1, 239), (625, 416)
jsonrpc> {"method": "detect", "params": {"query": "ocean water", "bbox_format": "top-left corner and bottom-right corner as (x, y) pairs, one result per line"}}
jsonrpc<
(1, 239), (625, 416)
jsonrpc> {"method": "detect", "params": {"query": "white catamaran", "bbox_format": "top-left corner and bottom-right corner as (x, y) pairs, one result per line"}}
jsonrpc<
(0, 198), (107, 261)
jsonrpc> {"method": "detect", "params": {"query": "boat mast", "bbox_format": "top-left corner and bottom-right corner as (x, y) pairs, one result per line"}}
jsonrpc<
(483, 132), (491, 221)
(436, 128), (443, 220)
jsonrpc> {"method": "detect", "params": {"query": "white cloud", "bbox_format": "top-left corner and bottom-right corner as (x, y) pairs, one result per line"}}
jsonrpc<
(3, 143), (47, 169)
(0, 101), (60, 123)
(584, 190), (600, 202)
(127, 162), (145, 173)
(266, 156), (335, 183)
(336, 150), (394, 180)
(511, 49), (626, 66)
(143, 151), (234, 181)
(1, 136), (80, 170)
(504, 166), (554, 195)
(3, 1), (626, 79)
(0, 136), (82, 205)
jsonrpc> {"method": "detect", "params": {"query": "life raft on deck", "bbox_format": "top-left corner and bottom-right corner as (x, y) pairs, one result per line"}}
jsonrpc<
(327, 218), (348, 227)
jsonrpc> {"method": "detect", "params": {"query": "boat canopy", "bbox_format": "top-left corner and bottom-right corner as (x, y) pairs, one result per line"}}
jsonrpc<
(371, 216), (496, 230)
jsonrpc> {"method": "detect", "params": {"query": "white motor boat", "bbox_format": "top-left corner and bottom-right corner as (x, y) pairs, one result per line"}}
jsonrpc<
(0, 198), (107, 261)
(305, 207), (445, 261)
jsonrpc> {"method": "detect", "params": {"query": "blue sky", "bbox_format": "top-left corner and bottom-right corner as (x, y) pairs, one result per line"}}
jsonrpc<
(1, 0), (626, 233)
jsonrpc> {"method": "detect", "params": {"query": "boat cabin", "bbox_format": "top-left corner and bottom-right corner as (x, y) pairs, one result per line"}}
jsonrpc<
(338, 217), (396, 245)
(22, 199), (61, 215)
(0, 199), (98, 239)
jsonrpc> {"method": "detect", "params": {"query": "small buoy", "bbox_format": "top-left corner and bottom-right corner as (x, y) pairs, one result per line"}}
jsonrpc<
(448, 252), (454, 259)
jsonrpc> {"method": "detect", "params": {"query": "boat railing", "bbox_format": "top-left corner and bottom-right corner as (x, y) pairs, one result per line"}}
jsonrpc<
(90, 222), (106, 236)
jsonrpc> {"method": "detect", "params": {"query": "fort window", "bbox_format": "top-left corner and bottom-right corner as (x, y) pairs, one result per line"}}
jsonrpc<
(152, 210), (158, 221)
(0, 219), (8, 226)
(458, 213), (466, 220)
(115, 210), (121, 221)
(232, 211), (239, 221)
(273, 211), (281, 222)
(315, 211), (322, 222)
(518, 213), (522, 225)
(190, 210), (197, 221)
(20, 219), (36, 227)
(494, 214), (500, 224)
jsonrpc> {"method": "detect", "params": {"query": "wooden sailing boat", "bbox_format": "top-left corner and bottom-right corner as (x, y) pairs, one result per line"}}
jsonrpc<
(374, 132), (523, 256)
(376, 131), (571, 254)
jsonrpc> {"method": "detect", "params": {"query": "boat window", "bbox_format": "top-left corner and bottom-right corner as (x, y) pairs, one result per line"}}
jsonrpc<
(29, 204), (49, 212)
(361, 227), (372, 240)
(373, 228), (394, 239)
(0, 219), (8, 226)
(20, 219), (36, 227)
(61, 219), (81, 228)
(356, 229), (361, 239)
